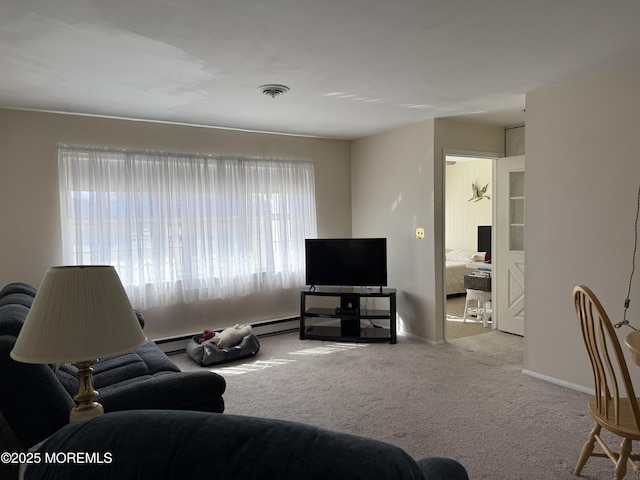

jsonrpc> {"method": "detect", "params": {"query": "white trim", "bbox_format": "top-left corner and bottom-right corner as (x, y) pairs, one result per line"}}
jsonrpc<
(441, 149), (503, 339)
(15, 107), (328, 139)
(522, 369), (594, 395)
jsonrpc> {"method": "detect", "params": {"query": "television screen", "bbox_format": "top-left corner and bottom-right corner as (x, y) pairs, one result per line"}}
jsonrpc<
(477, 225), (491, 254)
(305, 238), (387, 287)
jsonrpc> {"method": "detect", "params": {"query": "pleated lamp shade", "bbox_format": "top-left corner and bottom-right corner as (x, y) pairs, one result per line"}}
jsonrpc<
(11, 266), (147, 364)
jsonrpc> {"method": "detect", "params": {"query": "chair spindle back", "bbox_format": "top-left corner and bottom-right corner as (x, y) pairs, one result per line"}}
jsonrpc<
(574, 285), (640, 429)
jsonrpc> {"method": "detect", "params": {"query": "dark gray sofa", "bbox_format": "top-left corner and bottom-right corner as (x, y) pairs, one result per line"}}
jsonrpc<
(0, 282), (226, 451)
(3, 282), (469, 480)
(23, 409), (469, 480)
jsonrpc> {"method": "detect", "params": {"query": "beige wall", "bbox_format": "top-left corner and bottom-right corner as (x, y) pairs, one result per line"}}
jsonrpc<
(0, 109), (351, 339)
(505, 125), (525, 157)
(445, 159), (493, 252)
(351, 120), (436, 340)
(525, 63), (640, 390)
(10, 59), (640, 391)
(351, 119), (503, 343)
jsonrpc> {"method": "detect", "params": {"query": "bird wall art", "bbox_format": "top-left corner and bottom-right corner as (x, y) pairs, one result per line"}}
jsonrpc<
(469, 182), (490, 202)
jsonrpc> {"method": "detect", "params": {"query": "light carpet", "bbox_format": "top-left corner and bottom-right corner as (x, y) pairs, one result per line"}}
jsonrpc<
(172, 331), (613, 480)
(447, 294), (491, 340)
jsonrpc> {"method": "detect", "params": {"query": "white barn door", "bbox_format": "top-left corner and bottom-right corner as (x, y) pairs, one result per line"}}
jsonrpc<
(495, 155), (525, 336)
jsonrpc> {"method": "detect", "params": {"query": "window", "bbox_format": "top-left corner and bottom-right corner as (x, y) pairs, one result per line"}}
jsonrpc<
(58, 146), (317, 309)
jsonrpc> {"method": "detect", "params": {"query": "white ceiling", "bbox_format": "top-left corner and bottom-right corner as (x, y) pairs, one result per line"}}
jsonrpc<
(2, 1), (640, 140)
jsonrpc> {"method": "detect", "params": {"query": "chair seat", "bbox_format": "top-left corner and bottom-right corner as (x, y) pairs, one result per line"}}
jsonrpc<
(589, 397), (640, 440)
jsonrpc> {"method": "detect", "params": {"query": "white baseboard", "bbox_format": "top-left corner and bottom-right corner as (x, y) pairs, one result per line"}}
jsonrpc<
(522, 369), (594, 395)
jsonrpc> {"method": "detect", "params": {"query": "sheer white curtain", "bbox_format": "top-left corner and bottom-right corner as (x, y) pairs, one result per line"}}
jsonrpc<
(58, 146), (317, 309)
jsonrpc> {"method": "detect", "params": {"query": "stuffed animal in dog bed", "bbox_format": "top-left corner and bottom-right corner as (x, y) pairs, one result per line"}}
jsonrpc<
(215, 324), (252, 348)
(199, 324), (252, 348)
(198, 329), (217, 344)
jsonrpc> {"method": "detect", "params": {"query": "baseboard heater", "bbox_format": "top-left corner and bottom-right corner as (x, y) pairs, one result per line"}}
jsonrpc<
(154, 317), (300, 355)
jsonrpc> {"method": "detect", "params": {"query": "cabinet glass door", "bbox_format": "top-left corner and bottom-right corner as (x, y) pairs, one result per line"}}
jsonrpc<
(496, 155), (525, 336)
(509, 171), (525, 251)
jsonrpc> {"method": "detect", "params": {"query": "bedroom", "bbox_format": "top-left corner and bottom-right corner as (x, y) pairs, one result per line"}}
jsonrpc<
(444, 155), (494, 335)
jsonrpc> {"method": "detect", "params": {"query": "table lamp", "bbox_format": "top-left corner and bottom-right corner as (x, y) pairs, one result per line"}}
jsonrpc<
(10, 265), (147, 422)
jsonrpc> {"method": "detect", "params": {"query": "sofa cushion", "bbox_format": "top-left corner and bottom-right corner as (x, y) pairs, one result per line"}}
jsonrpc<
(55, 340), (181, 395)
(23, 410), (468, 480)
(0, 304), (30, 338)
(0, 293), (34, 309)
(0, 282), (37, 298)
(0, 335), (75, 449)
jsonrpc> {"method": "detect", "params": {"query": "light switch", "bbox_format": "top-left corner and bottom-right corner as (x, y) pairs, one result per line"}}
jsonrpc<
(416, 228), (425, 239)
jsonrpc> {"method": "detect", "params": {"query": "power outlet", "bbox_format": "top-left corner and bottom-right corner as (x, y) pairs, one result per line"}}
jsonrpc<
(416, 227), (425, 239)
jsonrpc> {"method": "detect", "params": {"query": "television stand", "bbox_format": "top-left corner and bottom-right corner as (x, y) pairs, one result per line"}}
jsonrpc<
(300, 287), (397, 344)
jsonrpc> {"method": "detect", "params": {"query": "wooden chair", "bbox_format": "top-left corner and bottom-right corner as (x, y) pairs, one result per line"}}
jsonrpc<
(573, 285), (640, 479)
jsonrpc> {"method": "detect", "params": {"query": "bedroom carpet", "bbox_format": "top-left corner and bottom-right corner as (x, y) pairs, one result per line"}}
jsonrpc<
(171, 331), (610, 480)
(446, 294), (491, 340)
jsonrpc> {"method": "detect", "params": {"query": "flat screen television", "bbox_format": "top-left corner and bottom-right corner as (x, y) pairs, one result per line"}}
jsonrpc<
(477, 225), (491, 254)
(477, 225), (492, 262)
(305, 238), (387, 287)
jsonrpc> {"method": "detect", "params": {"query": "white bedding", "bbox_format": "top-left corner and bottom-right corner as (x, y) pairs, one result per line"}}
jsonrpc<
(445, 249), (485, 296)
(446, 261), (474, 296)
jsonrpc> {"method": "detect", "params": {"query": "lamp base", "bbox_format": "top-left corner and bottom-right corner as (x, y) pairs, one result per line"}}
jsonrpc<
(70, 402), (104, 422)
(70, 360), (103, 423)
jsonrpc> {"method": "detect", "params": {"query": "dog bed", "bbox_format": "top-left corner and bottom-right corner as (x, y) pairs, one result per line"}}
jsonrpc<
(186, 332), (260, 366)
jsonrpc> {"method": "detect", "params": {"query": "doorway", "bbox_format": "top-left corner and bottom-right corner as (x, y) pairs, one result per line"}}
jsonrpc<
(444, 152), (497, 340)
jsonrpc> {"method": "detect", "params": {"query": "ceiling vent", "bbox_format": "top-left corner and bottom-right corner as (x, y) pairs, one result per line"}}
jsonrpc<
(258, 84), (290, 98)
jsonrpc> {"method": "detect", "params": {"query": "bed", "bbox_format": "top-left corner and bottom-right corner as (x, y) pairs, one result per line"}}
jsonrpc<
(445, 249), (486, 296)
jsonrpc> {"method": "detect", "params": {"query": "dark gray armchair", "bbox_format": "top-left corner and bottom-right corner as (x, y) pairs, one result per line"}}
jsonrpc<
(0, 282), (226, 450)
